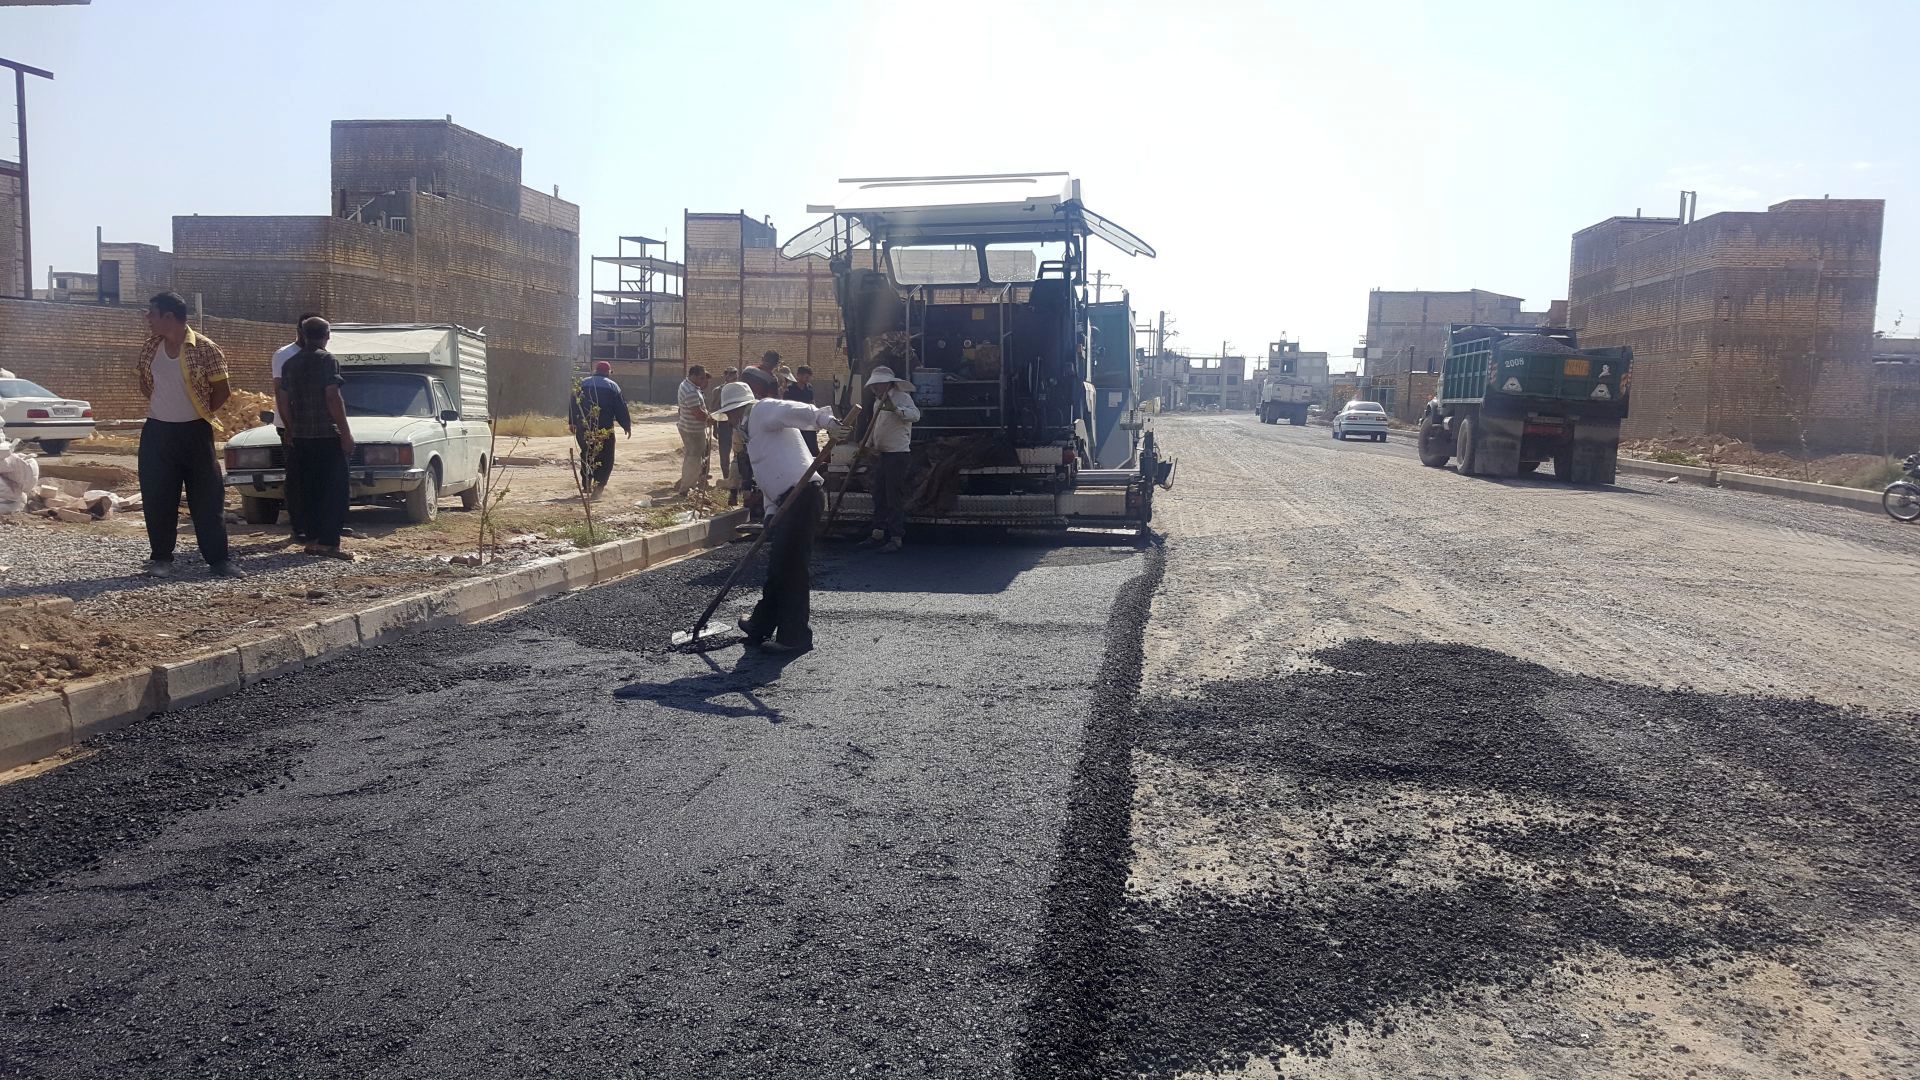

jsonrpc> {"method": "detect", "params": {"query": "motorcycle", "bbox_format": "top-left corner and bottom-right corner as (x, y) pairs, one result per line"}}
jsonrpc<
(1885, 453), (1920, 522)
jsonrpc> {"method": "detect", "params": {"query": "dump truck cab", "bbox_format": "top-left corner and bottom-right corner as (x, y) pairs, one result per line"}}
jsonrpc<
(782, 173), (1172, 532)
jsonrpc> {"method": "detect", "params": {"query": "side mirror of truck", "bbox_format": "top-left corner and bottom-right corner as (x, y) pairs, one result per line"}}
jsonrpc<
(440, 409), (459, 423)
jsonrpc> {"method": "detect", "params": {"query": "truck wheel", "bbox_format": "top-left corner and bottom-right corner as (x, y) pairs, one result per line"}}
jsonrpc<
(1290, 415), (1305, 426)
(1553, 449), (1576, 482)
(240, 496), (281, 525)
(460, 483), (482, 511)
(1517, 460), (1540, 474)
(1456, 415), (1479, 475)
(1417, 417), (1450, 467)
(36, 439), (69, 456)
(405, 464), (440, 524)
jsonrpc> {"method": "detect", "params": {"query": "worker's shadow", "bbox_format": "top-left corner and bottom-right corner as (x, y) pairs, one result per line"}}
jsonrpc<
(611, 648), (805, 723)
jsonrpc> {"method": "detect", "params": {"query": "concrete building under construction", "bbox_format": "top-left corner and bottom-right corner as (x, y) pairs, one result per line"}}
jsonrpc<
(169, 119), (580, 416)
(682, 212), (844, 379)
(1568, 198), (1914, 453)
(1360, 289), (1554, 412)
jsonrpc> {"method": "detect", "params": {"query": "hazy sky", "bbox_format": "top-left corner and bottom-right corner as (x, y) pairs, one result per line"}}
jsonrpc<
(7, 0), (1914, 369)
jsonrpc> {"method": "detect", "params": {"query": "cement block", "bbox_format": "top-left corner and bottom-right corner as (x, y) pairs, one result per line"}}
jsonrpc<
(592, 537), (648, 584)
(0, 691), (73, 771)
(356, 591), (461, 644)
(65, 668), (161, 742)
(560, 550), (598, 591)
(155, 647), (242, 710)
(445, 576), (502, 623)
(237, 632), (306, 684)
(292, 614), (362, 663)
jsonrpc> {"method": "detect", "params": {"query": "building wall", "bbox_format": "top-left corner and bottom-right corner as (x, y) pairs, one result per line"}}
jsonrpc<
(683, 212), (841, 377)
(1568, 199), (1910, 451)
(97, 242), (175, 306)
(1364, 289), (1526, 380)
(0, 168), (21, 299)
(0, 297), (285, 421)
(169, 120), (580, 417)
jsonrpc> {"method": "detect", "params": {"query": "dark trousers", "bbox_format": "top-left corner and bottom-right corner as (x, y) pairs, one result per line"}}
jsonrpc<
(577, 428), (617, 489)
(873, 452), (911, 540)
(290, 437), (349, 547)
(278, 429), (306, 538)
(746, 483), (823, 650)
(139, 418), (229, 565)
(715, 423), (734, 479)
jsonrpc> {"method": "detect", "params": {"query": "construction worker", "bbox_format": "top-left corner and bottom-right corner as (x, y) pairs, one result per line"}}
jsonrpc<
(714, 379), (847, 654)
(860, 365), (920, 553)
(570, 360), (632, 495)
(674, 365), (713, 495)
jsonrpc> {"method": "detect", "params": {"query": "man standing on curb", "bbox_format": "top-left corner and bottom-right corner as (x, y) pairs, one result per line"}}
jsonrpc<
(571, 360), (632, 496)
(675, 365), (713, 495)
(272, 311), (321, 543)
(136, 291), (238, 578)
(860, 365), (919, 554)
(281, 317), (355, 559)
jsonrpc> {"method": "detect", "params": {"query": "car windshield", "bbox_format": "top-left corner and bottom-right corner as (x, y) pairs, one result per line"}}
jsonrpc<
(1349, 402), (1385, 412)
(341, 372), (434, 418)
(0, 379), (57, 399)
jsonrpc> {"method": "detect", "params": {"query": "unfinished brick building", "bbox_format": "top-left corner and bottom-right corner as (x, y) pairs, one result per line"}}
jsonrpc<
(1568, 199), (1914, 453)
(683, 212), (843, 379)
(1360, 289), (1554, 413)
(171, 120), (579, 416)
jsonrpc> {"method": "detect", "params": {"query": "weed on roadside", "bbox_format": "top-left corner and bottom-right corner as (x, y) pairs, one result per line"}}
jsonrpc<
(494, 413), (572, 438)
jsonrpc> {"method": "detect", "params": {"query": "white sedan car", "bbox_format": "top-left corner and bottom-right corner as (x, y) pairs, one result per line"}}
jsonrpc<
(1333, 401), (1391, 442)
(0, 369), (96, 455)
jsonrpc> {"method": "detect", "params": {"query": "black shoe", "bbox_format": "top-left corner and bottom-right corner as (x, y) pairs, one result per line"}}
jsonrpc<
(736, 614), (765, 646)
(761, 639), (812, 655)
(208, 561), (243, 579)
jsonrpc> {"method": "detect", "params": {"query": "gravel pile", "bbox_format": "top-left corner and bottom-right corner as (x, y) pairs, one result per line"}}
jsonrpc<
(1079, 640), (1918, 1077)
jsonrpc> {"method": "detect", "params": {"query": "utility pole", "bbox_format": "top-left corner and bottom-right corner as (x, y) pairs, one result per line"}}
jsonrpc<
(1090, 269), (1112, 304)
(1, 58), (55, 300)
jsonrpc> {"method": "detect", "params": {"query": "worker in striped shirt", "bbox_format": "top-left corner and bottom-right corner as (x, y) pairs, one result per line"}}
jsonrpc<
(674, 365), (713, 495)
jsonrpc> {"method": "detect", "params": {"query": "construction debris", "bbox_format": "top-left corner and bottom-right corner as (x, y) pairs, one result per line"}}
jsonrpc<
(208, 389), (278, 440)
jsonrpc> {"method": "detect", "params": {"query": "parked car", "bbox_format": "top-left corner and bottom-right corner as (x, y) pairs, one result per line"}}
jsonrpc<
(1333, 401), (1390, 442)
(0, 368), (96, 455)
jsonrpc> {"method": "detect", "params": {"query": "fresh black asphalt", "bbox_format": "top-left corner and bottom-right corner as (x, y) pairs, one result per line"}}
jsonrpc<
(0, 537), (1152, 1079)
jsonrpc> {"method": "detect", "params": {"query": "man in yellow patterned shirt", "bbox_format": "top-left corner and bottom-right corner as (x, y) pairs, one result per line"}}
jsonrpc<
(135, 291), (238, 578)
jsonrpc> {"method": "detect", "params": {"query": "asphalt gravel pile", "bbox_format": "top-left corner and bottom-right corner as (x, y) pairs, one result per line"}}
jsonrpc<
(1089, 640), (1919, 1077)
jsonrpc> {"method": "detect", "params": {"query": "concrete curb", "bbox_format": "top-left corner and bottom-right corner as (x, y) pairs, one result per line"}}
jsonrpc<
(0, 509), (748, 772)
(1616, 458), (1883, 512)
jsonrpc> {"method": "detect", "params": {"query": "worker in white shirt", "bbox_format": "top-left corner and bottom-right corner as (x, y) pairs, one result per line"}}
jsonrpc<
(859, 365), (920, 553)
(271, 312), (322, 542)
(712, 379), (850, 654)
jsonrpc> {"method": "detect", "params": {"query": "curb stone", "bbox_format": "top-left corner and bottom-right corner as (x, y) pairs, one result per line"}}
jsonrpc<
(0, 509), (748, 774)
(1616, 458), (1883, 512)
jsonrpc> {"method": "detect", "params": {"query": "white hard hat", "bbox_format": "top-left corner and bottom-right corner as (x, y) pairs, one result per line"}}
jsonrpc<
(866, 366), (906, 388)
(714, 380), (756, 417)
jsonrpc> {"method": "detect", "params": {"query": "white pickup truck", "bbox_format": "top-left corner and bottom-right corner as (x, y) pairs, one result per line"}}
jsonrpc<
(223, 324), (493, 524)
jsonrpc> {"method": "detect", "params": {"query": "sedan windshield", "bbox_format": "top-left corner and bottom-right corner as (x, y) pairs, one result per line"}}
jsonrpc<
(0, 379), (57, 399)
(341, 372), (434, 418)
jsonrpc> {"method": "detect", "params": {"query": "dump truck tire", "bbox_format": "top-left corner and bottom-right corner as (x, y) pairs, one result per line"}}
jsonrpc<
(1456, 415), (1479, 475)
(1418, 417), (1450, 468)
(1517, 460), (1540, 474)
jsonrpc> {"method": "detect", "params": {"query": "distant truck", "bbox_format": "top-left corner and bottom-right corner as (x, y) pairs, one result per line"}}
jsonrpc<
(224, 324), (493, 524)
(1258, 381), (1312, 425)
(1257, 341), (1313, 425)
(1417, 324), (1631, 484)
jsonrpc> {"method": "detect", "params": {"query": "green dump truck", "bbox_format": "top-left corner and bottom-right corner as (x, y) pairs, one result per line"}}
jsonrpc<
(1416, 324), (1631, 484)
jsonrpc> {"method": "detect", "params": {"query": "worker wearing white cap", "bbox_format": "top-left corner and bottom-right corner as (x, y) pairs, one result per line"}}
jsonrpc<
(860, 365), (920, 553)
(714, 379), (848, 654)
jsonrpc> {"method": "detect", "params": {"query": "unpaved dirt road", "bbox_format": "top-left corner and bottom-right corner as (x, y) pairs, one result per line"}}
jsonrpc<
(1093, 414), (1920, 1078)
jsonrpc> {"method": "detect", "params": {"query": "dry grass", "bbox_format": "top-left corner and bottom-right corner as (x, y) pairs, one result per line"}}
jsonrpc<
(1842, 458), (1908, 491)
(494, 413), (572, 438)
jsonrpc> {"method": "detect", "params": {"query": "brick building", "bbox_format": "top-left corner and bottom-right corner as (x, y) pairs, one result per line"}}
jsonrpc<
(0, 297), (286, 420)
(682, 212), (842, 379)
(1181, 354), (1250, 409)
(96, 240), (174, 306)
(1, 165), (20, 300)
(1256, 339), (1330, 400)
(171, 120), (579, 416)
(1568, 198), (1914, 452)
